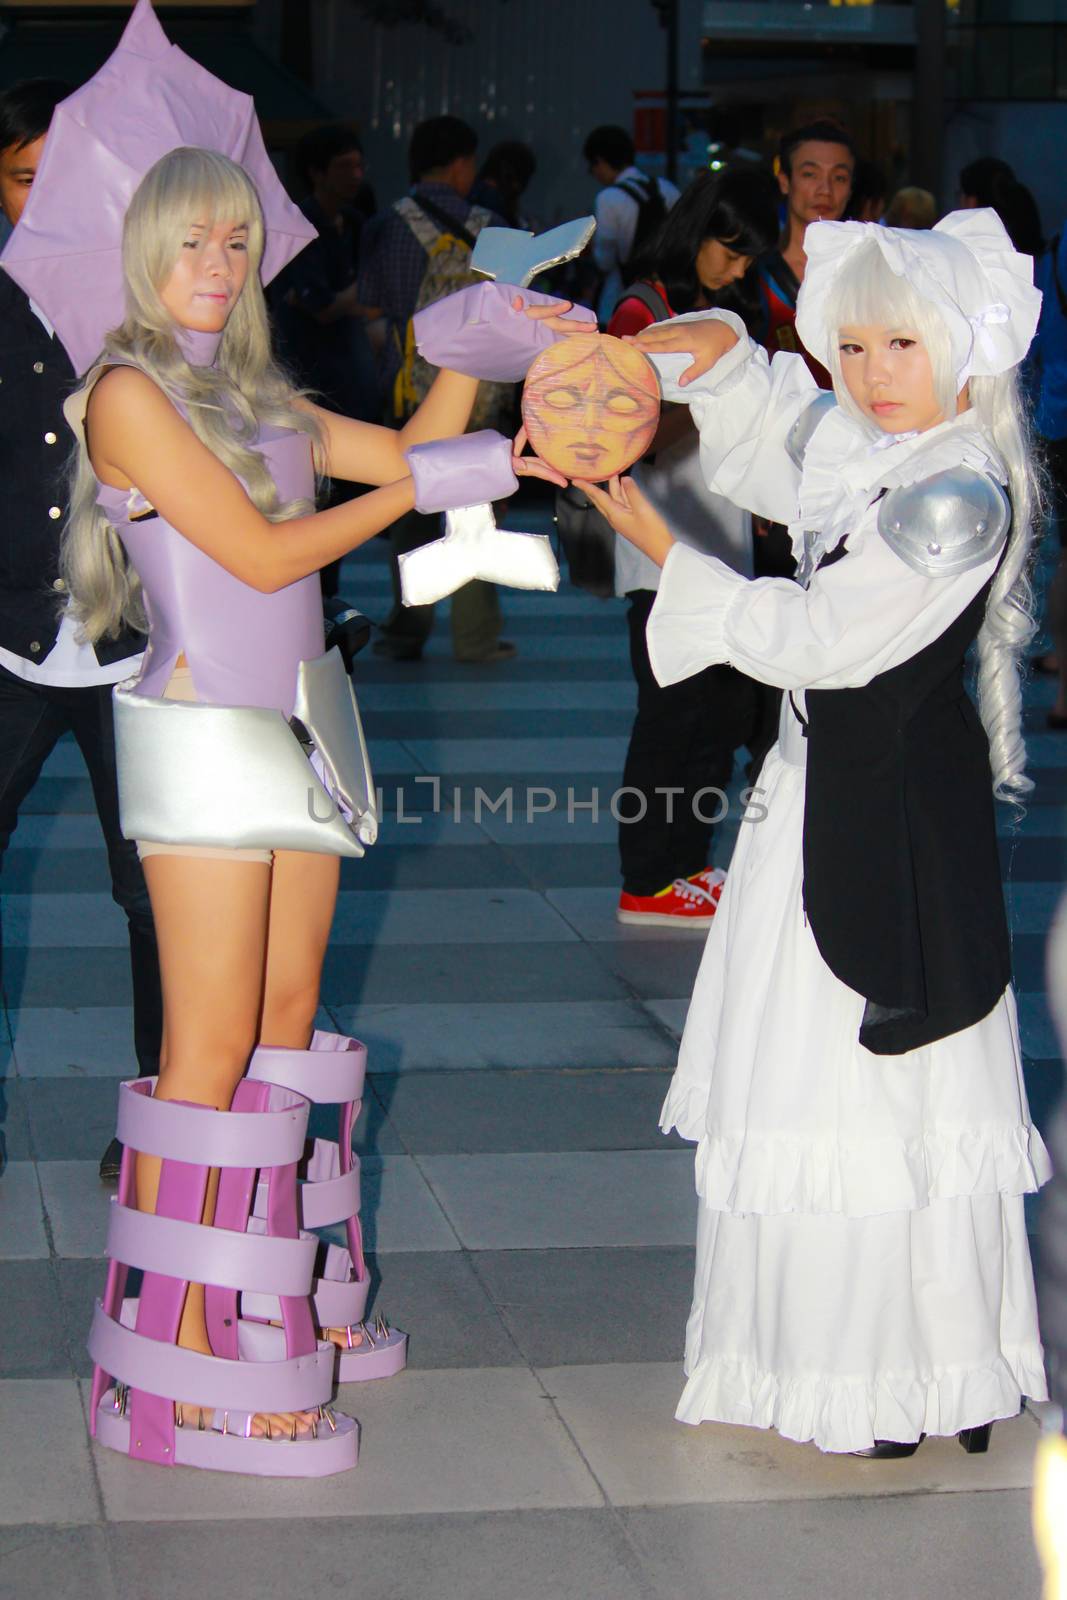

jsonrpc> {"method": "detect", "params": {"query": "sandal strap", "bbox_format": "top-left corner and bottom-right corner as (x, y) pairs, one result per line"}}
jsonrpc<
(248, 1031), (366, 1108)
(117, 1078), (308, 1167)
(107, 1203), (316, 1297)
(89, 1303), (334, 1414)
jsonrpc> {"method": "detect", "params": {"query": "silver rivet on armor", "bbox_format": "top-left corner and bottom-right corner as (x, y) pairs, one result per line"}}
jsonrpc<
(52, 577), (65, 592)
(48, 506), (61, 520)
(976, 521), (986, 533)
(893, 521), (902, 532)
(33, 361), (44, 374)
(927, 542), (942, 555)
(29, 641), (41, 654)
(44, 431), (57, 444)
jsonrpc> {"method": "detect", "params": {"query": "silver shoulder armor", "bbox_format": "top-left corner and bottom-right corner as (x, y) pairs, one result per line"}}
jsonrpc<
(876, 466), (1010, 577)
(784, 391), (836, 469)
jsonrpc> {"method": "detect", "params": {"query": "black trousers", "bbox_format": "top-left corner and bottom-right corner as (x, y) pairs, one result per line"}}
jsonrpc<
(0, 664), (162, 1078)
(618, 590), (761, 896)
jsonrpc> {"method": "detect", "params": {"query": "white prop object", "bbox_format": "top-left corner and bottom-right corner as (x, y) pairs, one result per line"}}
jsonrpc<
(399, 505), (560, 607)
(471, 217), (596, 289)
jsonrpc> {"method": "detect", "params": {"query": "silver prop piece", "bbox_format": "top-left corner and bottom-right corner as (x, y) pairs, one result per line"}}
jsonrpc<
(399, 505), (560, 608)
(471, 216), (596, 289)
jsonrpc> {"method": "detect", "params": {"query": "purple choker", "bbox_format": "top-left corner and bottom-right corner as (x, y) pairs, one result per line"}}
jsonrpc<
(175, 326), (224, 368)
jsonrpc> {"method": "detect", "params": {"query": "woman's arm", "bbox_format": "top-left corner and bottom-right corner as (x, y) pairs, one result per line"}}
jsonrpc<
(644, 522), (1005, 693)
(628, 310), (821, 524)
(308, 295), (591, 487)
(89, 367), (416, 593)
(300, 364), (480, 488)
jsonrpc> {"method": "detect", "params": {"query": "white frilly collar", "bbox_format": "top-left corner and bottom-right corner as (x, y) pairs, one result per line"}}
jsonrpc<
(791, 407), (1007, 576)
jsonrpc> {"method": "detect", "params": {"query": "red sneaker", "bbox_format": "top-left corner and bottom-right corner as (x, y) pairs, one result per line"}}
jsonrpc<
(617, 874), (722, 927)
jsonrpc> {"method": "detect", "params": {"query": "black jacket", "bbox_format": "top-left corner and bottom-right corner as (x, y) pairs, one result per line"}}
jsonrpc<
(0, 271), (143, 666)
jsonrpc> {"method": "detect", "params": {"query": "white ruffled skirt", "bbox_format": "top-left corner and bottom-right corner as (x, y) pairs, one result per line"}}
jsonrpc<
(661, 719), (1051, 1453)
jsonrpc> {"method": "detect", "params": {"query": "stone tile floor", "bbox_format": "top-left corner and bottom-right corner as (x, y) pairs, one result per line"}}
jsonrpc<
(1, 513), (1064, 1600)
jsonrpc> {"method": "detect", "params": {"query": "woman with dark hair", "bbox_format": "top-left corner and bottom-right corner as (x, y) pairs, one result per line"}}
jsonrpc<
(616, 167), (781, 332)
(605, 167), (779, 925)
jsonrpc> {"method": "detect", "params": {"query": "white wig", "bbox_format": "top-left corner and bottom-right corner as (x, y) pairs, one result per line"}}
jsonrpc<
(821, 237), (1040, 803)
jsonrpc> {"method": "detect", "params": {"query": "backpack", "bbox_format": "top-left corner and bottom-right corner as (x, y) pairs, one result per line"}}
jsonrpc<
(611, 175), (669, 279)
(390, 194), (514, 430)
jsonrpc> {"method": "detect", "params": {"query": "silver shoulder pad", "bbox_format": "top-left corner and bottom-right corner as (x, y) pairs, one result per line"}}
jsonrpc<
(784, 391), (836, 469)
(876, 466), (1010, 578)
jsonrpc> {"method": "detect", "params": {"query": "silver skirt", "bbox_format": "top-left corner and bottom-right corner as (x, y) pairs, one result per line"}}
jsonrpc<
(113, 648), (377, 858)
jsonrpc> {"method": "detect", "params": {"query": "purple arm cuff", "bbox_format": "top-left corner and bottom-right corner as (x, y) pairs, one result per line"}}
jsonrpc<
(405, 430), (519, 513)
(413, 280), (596, 382)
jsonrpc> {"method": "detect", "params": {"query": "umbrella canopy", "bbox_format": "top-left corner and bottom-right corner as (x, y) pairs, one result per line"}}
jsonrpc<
(0, 0), (316, 375)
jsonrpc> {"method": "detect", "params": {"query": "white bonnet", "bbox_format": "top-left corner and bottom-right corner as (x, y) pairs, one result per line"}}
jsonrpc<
(795, 208), (1042, 385)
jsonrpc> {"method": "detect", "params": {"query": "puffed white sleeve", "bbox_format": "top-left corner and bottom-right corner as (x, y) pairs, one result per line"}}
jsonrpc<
(647, 518), (1003, 691)
(645, 310), (821, 525)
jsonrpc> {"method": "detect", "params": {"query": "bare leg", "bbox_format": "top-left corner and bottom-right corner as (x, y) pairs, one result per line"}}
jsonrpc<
(258, 849), (340, 1048)
(138, 853), (314, 1438)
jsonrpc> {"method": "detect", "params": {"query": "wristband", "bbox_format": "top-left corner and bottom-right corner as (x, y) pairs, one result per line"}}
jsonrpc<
(404, 430), (519, 513)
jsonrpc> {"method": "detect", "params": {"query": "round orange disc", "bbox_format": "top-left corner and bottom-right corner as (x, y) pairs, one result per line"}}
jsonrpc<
(521, 332), (660, 483)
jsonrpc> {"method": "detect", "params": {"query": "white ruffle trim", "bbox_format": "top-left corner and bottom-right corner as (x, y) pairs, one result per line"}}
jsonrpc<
(661, 1091), (1052, 1217)
(674, 1344), (1049, 1454)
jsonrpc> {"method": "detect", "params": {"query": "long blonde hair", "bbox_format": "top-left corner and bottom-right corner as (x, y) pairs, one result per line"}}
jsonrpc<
(824, 240), (1040, 802)
(61, 146), (322, 642)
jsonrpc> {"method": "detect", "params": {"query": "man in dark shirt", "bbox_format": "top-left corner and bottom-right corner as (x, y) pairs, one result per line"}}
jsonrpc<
(358, 115), (514, 663)
(0, 80), (162, 1179)
(756, 119), (854, 387)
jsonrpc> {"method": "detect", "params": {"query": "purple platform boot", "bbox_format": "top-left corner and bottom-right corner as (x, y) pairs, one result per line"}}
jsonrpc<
(247, 1031), (408, 1381)
(88, 1077), (358, 1475)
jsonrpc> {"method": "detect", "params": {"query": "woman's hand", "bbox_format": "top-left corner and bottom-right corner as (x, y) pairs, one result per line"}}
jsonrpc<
(573, 474), (675, 567)
(512, 293), (596, 340)
(512, 423), (567, 487)
(624, 316), (739, 386)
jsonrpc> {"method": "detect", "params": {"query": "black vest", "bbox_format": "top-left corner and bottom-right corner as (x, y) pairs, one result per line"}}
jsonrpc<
(800, 543), (1010, 1056)
(0, 272), (143, 667)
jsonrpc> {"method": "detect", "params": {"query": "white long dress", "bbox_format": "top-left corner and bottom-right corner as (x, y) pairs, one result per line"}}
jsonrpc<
(644, 314), (1051, 1453)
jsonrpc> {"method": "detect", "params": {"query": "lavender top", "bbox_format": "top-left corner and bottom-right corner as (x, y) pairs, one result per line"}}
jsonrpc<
(87, 328), (324, 716)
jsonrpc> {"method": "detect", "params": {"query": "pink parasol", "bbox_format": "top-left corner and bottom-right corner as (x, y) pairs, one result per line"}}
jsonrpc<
(0, 0), (316, 375)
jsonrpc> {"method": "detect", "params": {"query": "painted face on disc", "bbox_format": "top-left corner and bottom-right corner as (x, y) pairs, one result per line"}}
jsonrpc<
(521, 333), (660, 482)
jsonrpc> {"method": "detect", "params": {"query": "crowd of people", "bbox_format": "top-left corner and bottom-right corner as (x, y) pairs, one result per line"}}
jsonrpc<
(262, 109), (1067, 928)
(0, 4), (1062, 1558)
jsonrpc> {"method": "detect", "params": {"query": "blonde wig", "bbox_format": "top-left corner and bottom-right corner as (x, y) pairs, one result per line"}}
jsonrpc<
(61, 146), (322, 642)
(824, 240), (1040, 801)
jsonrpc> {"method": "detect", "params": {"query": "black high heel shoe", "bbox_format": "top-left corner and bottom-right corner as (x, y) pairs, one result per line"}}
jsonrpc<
(852, 1436), (924, 1459)
(958, 1423), (993, 1454)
